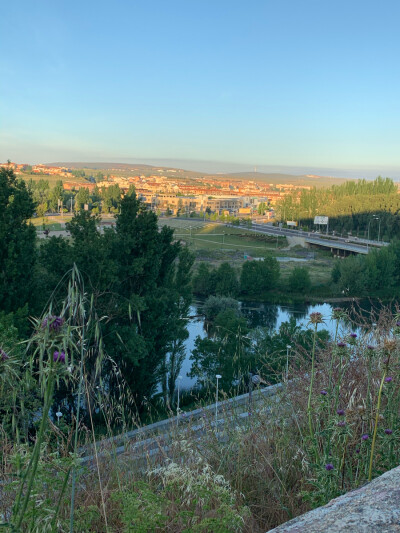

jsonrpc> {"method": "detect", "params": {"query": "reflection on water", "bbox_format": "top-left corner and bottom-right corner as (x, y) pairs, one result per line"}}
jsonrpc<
(180, 299), (386, 389)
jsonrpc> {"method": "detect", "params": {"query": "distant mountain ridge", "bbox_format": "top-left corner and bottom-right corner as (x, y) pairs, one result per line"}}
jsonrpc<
(49, 162), (353, 187)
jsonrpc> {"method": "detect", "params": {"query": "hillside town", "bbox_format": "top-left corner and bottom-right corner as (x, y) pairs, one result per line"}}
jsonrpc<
(1, 161), (316, 217)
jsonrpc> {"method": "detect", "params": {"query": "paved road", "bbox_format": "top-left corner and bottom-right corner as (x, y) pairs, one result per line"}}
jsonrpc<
(242, 223), (388, 254)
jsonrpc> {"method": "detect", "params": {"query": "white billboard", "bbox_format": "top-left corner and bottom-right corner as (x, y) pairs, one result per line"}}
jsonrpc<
(314, 216), (328, 225)
(286, 221), (298, 227)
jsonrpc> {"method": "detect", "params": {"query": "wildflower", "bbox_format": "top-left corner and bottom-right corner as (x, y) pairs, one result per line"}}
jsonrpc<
(53, 350), (66, 363)
(384, 429), (393, 435)
(384, 376), (393, 383)
(337, 341), (347, 348)
(367, 345), (375, 350)
(348, 332), (358, 345)
(0, 348), (9, 361)
(362, 434), (369, 441)
(332, 308), (344, 320)
(396, 322), (400, 327)
(355, 449), (360, 454)
(309, 312), (323, 325)
(337, 421), (346, 427)
(320, 390), (328, 396)
(337, 409), (345, 416)
(325, 463), (334, 471)
(384, 339), (396, 352)
(42, 315), (64, 332)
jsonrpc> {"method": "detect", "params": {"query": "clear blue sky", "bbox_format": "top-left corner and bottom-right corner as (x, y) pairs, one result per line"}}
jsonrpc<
(1, 0), (400, 177)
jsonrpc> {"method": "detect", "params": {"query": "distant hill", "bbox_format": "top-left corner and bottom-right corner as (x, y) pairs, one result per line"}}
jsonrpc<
(221, 172), (352, 187)
(48, 162), (354, 187)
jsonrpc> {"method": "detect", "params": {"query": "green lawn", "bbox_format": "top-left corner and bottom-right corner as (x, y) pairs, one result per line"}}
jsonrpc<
(158, 218), (286, 255)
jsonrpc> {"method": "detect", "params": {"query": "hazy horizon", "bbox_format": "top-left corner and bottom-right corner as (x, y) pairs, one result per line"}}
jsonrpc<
(40, 158), (400, 181)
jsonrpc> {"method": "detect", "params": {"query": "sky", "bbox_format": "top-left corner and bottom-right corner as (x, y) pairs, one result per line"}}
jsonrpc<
(1, 0), (400, 178)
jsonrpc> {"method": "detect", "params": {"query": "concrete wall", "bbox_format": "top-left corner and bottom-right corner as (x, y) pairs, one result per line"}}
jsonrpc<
(268, 465), (400, 532)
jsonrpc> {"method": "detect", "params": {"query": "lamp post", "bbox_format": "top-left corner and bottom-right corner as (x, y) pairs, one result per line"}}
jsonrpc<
(367, 216), (380, 251)
(177, 375), (183, 418)
(215, 374), (222, 427)
(376, 217), (381, 242)
(55, 409), (62, 426)
(286, 345), (292, 381)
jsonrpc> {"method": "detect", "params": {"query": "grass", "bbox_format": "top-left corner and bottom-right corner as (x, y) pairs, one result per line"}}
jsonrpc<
(2, 270), (400, 531)
(159, 218), (287, 256)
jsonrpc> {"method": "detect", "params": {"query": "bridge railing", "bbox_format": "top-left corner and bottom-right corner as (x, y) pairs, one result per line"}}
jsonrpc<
(80, 382), (283, 466)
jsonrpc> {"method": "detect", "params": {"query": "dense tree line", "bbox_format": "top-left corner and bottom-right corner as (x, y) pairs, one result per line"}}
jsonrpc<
(26, 178), (125, 216)
(192, 258), (311, 299)
(277, 177), (400, 240)
(331, 240), (400, 296)
(0, 168), (194, 424)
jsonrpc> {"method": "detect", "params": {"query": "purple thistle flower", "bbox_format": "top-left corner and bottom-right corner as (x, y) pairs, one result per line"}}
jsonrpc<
(0, 348), (9, 361)
(350, 333), (357, 338)
(309, 312), (323, 325)
(42, 315), (64, 332)
(325, 463), (334, 471)
(50, 316), (64, 332)
(355, 449), (360, 454)
(396, 322), (400, 327)
(337, 342), (347, 348)
(337, 409), (345, 416)
(337, 421), (346, 427)
(385, 377), (393, 383)
(362, 434), (369, 441)
(367, 345), (375, 350)
(320, 390), (328, 396)
(384, 429), (393, 435)
(53, 350), (66, 363)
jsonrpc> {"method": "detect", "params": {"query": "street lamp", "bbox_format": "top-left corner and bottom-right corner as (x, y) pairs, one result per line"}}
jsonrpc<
(177, 375), (183, 418)
(376, 217), (381, 242)
(286, 345), (292, 381)
(55, 409), (62, 426)
(367, 216), (380, 251)
(215, 374), (222, 427)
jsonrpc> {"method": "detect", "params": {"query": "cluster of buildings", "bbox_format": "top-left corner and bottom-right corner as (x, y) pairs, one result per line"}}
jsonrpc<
(1, 162), (71, 176)
(94, 174), (277, 216)
(1, 162), (310, 218)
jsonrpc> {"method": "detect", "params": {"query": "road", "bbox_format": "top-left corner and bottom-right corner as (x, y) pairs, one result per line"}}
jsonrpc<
(242, 223), (388, 255)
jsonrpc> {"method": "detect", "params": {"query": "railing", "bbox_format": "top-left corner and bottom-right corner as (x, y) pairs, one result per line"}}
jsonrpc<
(80, 382), (283, 466)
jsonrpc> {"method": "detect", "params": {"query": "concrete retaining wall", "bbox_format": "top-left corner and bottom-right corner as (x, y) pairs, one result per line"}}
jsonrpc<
(268, 465), (400, 532)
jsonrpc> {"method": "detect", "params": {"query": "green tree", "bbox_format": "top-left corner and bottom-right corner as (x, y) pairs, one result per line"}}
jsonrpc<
(105, 193), (188, 409)
(74, 187), (90, 211)
(190, 309), (251, 392)
(192, 263), (214, 296)
(240, 258), (280, 297)
(0, 168), (36, 313)
(288, 267), (312, 294)
(213, 262), (239, 297)
(48, 180), (64, 211)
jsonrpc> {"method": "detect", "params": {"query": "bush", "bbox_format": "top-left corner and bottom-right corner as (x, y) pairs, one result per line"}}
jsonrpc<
(202, 296), (240, 321)
(288, 267), (311, 294)
(240, 258), (280, 297)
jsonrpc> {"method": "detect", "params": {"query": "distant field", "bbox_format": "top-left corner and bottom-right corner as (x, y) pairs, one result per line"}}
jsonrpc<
(18, 172), (88, 186)
(158, 218), (286, 255)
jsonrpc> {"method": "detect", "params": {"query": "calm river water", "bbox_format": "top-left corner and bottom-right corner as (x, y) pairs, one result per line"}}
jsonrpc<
(179, 299), (380, 389)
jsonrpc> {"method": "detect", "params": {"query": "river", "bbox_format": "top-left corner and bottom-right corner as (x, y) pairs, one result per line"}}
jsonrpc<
(179, 299), (381, 389)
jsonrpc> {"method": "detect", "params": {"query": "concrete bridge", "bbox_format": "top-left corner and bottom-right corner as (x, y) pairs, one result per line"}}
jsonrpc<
(245, 223), (388, 255)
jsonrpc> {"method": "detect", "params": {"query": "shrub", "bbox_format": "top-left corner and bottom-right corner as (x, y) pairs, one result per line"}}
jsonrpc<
(288, 267), (311, 294)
